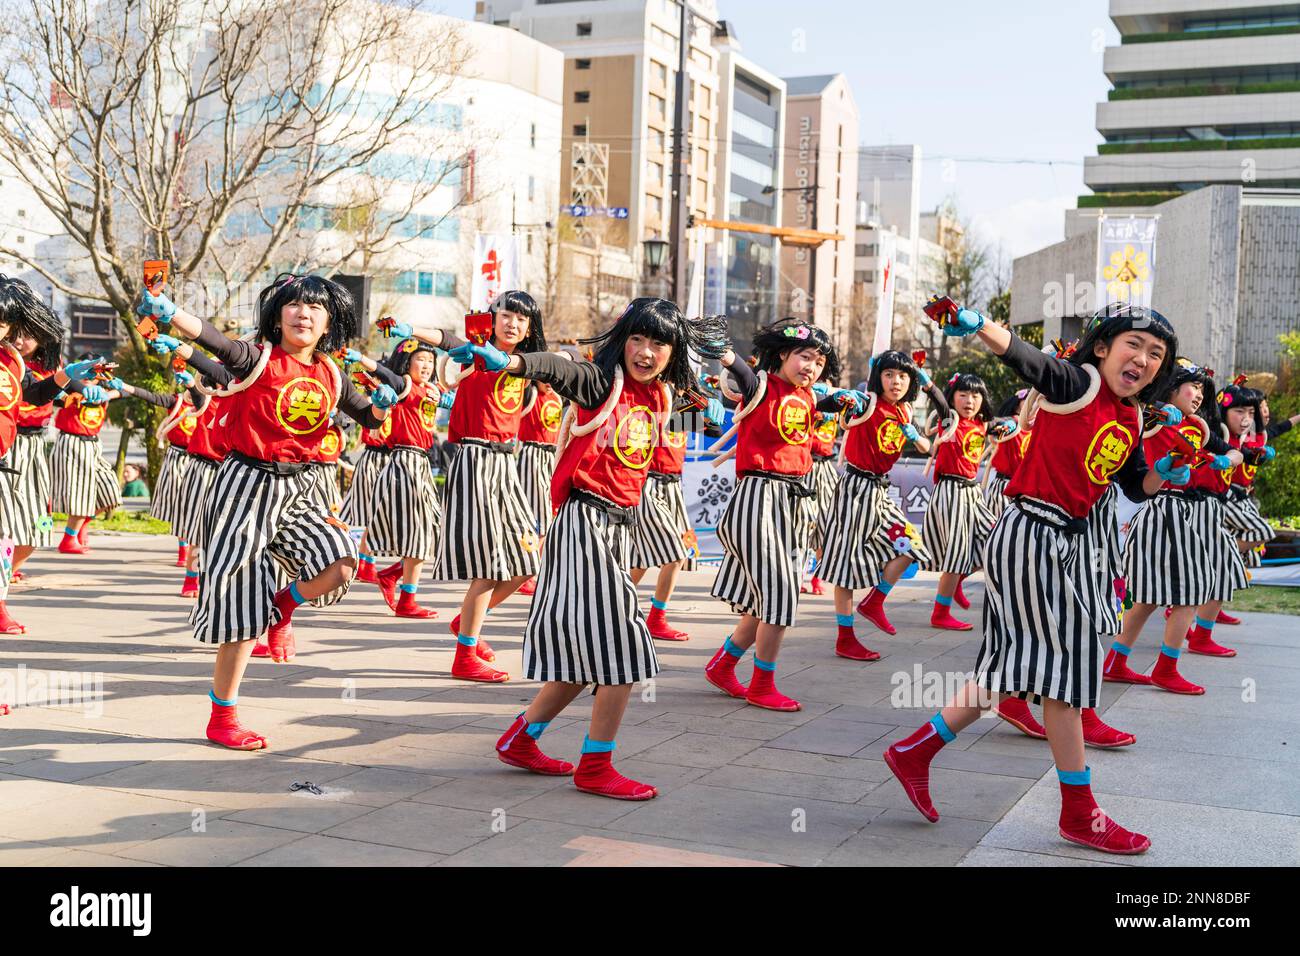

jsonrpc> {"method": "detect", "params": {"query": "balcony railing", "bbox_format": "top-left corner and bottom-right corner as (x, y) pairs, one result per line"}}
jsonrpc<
(1098, 136), (1300, 154)
(1109, 79), (1300, 100)
(1077, 191), (1181, 208)
(1121, 24), (1300, 43)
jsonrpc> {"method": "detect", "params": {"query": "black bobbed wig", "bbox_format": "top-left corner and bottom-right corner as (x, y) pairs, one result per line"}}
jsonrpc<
(996, 388), (1029, 419)
(256, 273), (356, 352)
(580, 298), (729, 392)
(1072, 303), (1179, 405)
(1218, 383), (1265, 436)
(382, 337), (439, 378)
(943, 371), (993, 422)
(751, 317), (840, 385)
(0, 274), (65, 368)
(490, 290), (547, 354)
(866, 350), (920, 404)
(1157, 359), (1216, 419)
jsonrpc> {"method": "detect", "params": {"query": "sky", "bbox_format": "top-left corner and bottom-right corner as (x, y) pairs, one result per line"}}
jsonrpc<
(442, 0), (1119, 263)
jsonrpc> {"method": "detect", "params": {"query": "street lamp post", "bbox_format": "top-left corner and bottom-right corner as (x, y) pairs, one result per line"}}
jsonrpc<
(763, 176), (824, 321)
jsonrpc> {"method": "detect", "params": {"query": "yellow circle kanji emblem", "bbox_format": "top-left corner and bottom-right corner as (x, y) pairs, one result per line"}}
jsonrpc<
(275, 377), (330, 436)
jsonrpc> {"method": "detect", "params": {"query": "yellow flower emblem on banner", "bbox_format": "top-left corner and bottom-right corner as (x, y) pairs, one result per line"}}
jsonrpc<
(1103, 244), (1151, 303)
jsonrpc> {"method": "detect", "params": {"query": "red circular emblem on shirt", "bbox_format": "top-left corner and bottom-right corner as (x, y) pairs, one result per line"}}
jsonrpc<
(613, 405), (657, 469)
(1084, 420), (1134, 485)
(419, 397), (439, 430)
(492, 373), (525, 414)
(774, 394), (812, 445)
(378, 416), (393, 439)
(321, 429), (340, 456)
(540, 396), (563, 432)
(0, 365), (20, 412)
(275, 377), (330, 436)
(876, 418), (905, 455)
(79, 403), (106, 429)
(178, 415), (198, 436)
(813, 416), (837, 443)
(962, 428), (985, 463)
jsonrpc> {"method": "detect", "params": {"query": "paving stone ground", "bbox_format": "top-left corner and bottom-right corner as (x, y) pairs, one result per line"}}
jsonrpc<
(1, 532), (1295, 866)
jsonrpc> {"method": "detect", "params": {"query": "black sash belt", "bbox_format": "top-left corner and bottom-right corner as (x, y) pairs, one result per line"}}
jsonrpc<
(1011, 497), (1088, 536)
(571, 488), (637, 525)
(522, 441), (557, 451)
(739, 470), (816, 500)
(648, 471), (682, 484)
(936, 474), (979, 488)
(846, 465), (888, 486)
(461, 437), (517, 454)
(230, 450), (313, 477)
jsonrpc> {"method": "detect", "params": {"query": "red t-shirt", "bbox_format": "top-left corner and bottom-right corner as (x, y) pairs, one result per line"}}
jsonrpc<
(162, 396), (199, 450)
(990, 428), (1032, 479)
(734, 374), (816, 477)
(809, 413), (838, 458)
(843, 398), (909, 474)
(933, 416), (986, 481)
(385, 379), (441, 451)
(1230, 433), (1264, 488)
(54, 396), (110, 438)
(550, 375), (667, 510)
(1189, 427), (1233, 496)
(317, 423), (345, 464)
(16, 361), (54, 430)
(651, 422), (687, 476)
(0, 347), (24, 455)
(187, 395), (226, 462)
(447, 367), (528, 443)
(225, 346), (339, 463)
(1007, 379), (1141, 519)
(518, 382), (563, 445)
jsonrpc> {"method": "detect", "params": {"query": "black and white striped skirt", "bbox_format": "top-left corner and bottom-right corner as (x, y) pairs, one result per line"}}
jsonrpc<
(436, 441), (540, 582)
(976, 499), (1107, 709)
(368, 447), (442, 562)
(303, 463), (342, 515)
(628, 473), (692, 571)
(1201, 496), (1249, 602)
(149, 445), (190, 523)
(1084, 484), (1124, 636)
(983, 474), (1011, 521)
(190, 457), (357, 644)
(50, 433), (120, 518)
(1124, 492), (1214, 607)
(175, 455), (219, 549)
(0, 432), (52, 547)
(522, 494), (659, 685)
(517, 442), (557, 536)
(922, 477), (994, 576)
(339, 446), (387, 527)
(1223, 490), (1273, 547)
(819, 470), (931, 590)
(807, 458), (840, 552)
(712, 473), (811, 627)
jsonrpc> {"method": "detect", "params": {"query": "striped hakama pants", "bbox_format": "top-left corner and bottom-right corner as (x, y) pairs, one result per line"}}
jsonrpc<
(190, 456), (357, 644)
(517, 441), (557, 537)
(0, 432), (53, 548)
(628, 472), (692, 571)
(1222, 487), (1273, 570)
(50, 433), (120, 517)
(922, 476), (994, 576)
(807, 457), (840, 552)
(1200, 495), (1249, 602)
(1124, 491), (1214, 607)
(1084, 484), (1124, 636)
(522, 493), (659, 685)
(983, 474), (1011, 522)
(149, 444), (190, 524)
(339, 446), (388, 527)
(818, 467), (931, 590)
(368, 447), (443, 563)
(712, 472), (812, 627)
(174, 455), (219, 550)
(436, 440), (540, 582)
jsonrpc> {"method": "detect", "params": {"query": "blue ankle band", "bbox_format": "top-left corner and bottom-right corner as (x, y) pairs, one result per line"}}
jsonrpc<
(935, 594), (953, 607)
(64, 527), (76, 536)
(1160, 642), (1181, 659)
(1194, 616), (1214, 630)
(1110, 641), (1130, 656)
(836, 613), (854, 627)
(723, 636), (745, 658)
(581, 735), (616, 754)
(929, 713), (956, 743)
(526, 720), (549, 739)
(651, 598), (667, 610)
(184, 571), (199, 579)
(209, 689), (237, 707)
(399, 583), (417, 594)
(178, 540), (188, 547)
(359, 553), (374, 564)
(457, 634), (478, 647)
(877, 580), (894, 595)
(753, 656), (776, 672)
(1057, 767), (1091, 786)
(288, 581), (306, 606)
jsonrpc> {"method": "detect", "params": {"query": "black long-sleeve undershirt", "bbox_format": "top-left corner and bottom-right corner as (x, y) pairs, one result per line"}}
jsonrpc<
(724, 359), (843, 413)
(185, 347), (234, 388)
(1267, 420), (1293, 441)
(22, 373), (67, 406)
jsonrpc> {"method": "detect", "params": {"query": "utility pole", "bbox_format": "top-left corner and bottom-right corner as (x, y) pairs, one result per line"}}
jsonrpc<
(668, 0), (691, 306)
(807, 143), (819, 322)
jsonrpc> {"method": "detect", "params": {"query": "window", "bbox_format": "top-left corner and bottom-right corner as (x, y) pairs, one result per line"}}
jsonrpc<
(649, 128), (665, 153)
(575, 58), (592, 70)
(649, 195), (663, 220)
(576, 22), (591, 37)
(648, 160), (664, 184)
(17, 209), (26, 218)
(649, 94), (666, 119)
(528, 176), (535, 201)
(526, 234), (533, 254)
(530, 123), (536, 148)
(417, 272), (433, 296)
(731, 112), (774, 147)
(435, 273), (456, 297)
(573, 124), (587, 136)
(575, 90), (590, 104)
(651, 60), (666, 86)
(730, 152), (774, 188)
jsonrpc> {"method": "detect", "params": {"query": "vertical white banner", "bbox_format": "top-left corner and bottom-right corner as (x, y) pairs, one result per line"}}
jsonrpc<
(1096, 215), (1158, 309)
(873, 230), (897, 354)
(685, 228), (707, 319)
(471, 234), (520, 310)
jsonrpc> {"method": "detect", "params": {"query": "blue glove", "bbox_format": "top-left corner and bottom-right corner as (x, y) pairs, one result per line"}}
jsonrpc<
(1158, 403), (1183, 427)
(79, 384), (108, 405)
(149, 333), (182, 355)
(704, 398), (725, 425)
(1263, 445), (1277, 462)
(916, 367), (932, 387)
(1210, 454), (1233, 471)
(811, 382), (831, 398)
(837, 389), (869, 416)
(64, 357), (104, 382)
(174, 370), (195, 388)
(1155, 454), (1190, 486)
(388, 321), (413, 339)
(437, 389), (456, 411)
(448, 341), (509, 372)
(940, 307), (986, 337)
(343, 349), (364, 365)
(106, 377), (125, 392)
(137, 289), (176, 322)
(370, 384), (399, 409)
(993, 418), (1020, 440)
(901, 423), (921, 443)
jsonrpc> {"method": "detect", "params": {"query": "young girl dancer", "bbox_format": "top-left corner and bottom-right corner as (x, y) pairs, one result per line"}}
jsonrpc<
(704, 319), (855, 712)
(365, 338), (452, 619)
(50, 369), (123, 554)
(137, 274), (396, 751)
(0, 275), (91, 635)
(884, 302), (1184, 855)
(1106, 362), (1240, 695)
(515, 377), (565, 596)
(338, 347), (393, 584)
(802, 402), (841, 596)
(983, 389), (1031, 522)
(484, 298), (726, 799)
(818, 350), (945, 657)
(922, 371), (996, 630)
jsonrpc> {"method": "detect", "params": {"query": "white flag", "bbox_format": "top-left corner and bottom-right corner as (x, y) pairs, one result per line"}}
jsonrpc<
(471, 234), (520, 310)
